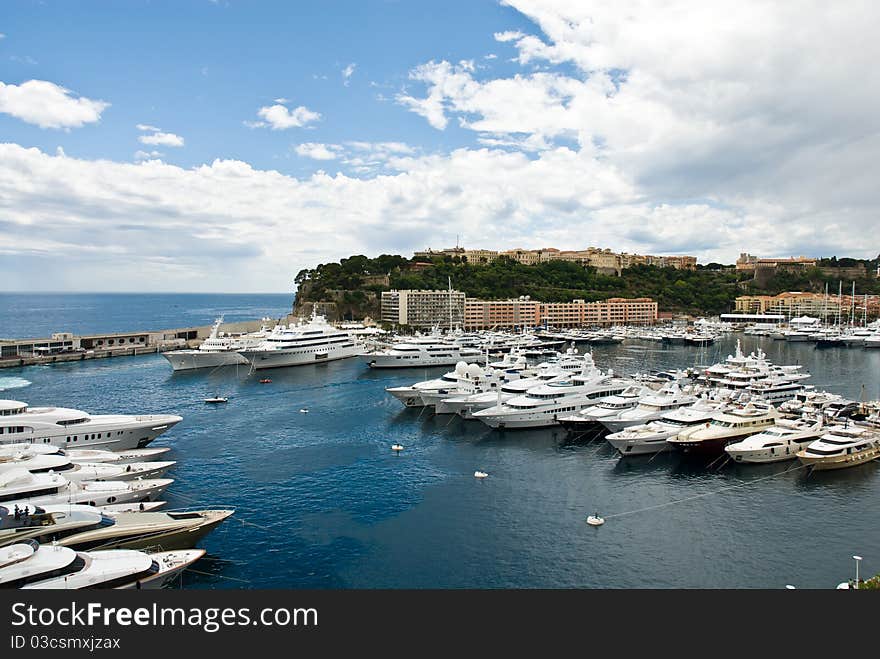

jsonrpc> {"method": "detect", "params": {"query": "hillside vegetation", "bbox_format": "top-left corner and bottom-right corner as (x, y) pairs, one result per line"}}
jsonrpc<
(293, 254), (880, 317)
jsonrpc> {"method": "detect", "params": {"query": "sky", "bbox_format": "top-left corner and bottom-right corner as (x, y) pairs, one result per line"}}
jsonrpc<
(1, 0), (879, 293)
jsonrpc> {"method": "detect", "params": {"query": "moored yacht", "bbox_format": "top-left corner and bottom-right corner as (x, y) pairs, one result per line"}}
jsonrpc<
(162, 315), (268, 371)
(0, 399), (182, 451)
(557, 384), (654, 435)
(360, 336), (483, 369)
(668, 404), (780, 455)
(0, 468), (171, 509)
(1, 541), (205, 590)
(599, 384), (698, 433)
(605, 398), (724, 456)
(796, 426), (880, 471)
(724, 417), (825, 463)
(472, 358), (630, 429)
(238, 312), (361, 369)
(0, 504), (233, 551)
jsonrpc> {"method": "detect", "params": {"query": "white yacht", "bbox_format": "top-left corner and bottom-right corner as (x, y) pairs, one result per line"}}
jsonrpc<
(237, 312), (361, 369)
(0, 399), (182, 451)
(605, 398), (724, 456)
(598, 384), (698, 433)
(0, 468), (171, 509)
(796, 426), (880, 470)
(557, 384), (653, 435)
(472, 360), (631, 429)
(0, 541), (204, 590)
(668, 404), (780, 456)
(0, 449), (175, 482)
(725, 417), (825, 463)
(360, 335), (483, 369)
(162, 315), (268, 371)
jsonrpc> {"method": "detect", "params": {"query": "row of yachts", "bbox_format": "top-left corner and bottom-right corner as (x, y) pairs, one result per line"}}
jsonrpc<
(0, 398), (232, 589)
(385, 342), (880, 470)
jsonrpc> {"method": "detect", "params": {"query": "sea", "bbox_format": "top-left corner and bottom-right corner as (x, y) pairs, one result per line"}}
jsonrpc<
(1, 293), (879, 589)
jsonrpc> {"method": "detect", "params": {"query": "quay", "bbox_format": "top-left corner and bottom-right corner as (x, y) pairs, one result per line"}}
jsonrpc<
(0, 318), (278, 369)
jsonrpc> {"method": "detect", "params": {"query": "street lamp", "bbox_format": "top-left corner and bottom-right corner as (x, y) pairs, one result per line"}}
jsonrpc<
(853, 555), (863, 589)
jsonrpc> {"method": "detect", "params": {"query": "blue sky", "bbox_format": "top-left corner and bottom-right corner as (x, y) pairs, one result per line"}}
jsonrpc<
(1, 1), (878, 292)
(1, 0), (534, 174)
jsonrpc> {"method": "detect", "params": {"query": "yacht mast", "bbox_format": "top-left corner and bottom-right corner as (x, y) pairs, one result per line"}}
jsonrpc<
(837, 280), (842, 327)
(448, 275), (453, 333)
(823, 282), (828, 325)
(850, 281), (856, 327)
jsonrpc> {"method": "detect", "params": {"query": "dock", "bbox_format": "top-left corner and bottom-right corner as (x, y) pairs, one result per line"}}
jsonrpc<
(0, 318), (281, 369)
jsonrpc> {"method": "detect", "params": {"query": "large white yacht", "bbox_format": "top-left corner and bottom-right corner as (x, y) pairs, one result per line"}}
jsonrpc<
(557, 384), (654, 435)
(360, 335), (483, 369)
(162, 316), (269, 371)
(668, 404), (780, 456)
(0, 448), (175, 482)
(0, 399), (182, 451)
(237, 312), (361, 370)
(796, 426), (880, 470)
(724, 417), (825, 463)
(605, 398), (724, 456)
(472, 359), (631, 429)
(0, 541), (204, 589)
(598, 383), (698, 433)
(0, 468), (171, 509)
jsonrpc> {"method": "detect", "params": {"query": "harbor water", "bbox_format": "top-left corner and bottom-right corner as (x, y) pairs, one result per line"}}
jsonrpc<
(1, 297), (879, 588)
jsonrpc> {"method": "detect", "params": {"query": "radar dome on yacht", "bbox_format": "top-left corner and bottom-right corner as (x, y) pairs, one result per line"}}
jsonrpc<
(455, 361), (469, 375)
(466, 364), (482, 378)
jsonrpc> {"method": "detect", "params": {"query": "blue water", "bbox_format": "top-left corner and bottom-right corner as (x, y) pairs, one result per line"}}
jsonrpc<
(0, 293), (293, 338)
(3, 325), (879, 588)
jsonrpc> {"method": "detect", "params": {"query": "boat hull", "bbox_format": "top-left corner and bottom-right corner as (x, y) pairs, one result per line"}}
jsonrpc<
(162, 350), (248, 371)
(796, 447), (880, 471)
(240, 344), (361, 370)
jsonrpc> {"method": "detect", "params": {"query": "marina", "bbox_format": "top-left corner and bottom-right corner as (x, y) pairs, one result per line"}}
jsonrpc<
(2, 296), (878, 588)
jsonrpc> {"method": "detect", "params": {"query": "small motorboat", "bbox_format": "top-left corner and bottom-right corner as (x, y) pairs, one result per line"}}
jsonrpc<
(391, 444), (404, 452)
(259, 378), (272, 384)
(204, 396), (228, 404)
(586, 514), (605, 526)
(299, 408), (309, 413)
(474, 471), (488, 479)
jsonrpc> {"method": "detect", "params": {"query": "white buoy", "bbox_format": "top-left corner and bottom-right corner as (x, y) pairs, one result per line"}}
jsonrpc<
(586, 515), (605, 526)
(299, 408), (309, 413)
(391, 444), (404, 452)
(474, 470), (488, 479)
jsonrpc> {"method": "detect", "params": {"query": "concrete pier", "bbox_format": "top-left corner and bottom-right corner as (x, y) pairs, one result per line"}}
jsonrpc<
(0, 317), (282, 369)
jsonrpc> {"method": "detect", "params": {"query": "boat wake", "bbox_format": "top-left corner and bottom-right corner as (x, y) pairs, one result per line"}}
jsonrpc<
(0, 376), (31, 391)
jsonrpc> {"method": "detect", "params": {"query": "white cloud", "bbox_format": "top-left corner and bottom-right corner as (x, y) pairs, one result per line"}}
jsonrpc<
(136, 123), (161, 132)
(134, 150), (163, 161)
(273, 97), (290, 104)
(252, 103), (321, 130)
(9, 55), (38, 65)
(138, 130), (184, 147)
(342, 63), (356, 86)
(494, 30), (524, 42)
(0, 79), (109, 129)
(295, 143), (341, 160)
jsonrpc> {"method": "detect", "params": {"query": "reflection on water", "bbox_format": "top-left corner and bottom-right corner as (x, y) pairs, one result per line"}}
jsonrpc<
(3, 333), (878, 589)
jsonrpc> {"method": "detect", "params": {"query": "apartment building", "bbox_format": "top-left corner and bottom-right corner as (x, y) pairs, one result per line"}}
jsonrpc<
(462, 297), (658, 329)
(381, 289), (466, 328)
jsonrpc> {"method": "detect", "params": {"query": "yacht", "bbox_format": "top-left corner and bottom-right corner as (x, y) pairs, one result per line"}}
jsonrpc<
(161, 315), (267, 371)
(444, 354), (590, 418)
(472, 364), (631, 429)
(605, 398), (724, 456)
(557, 384), (654, 435)
(668, 404), (780, 455)
(0, 541), (204, 589)
(0, 399), (182, 451)
(0, 504), (233, 551)
(0, 449), (175, 482)
(0, 468), (171, 509)
(796, 426), (880, 470)
(724, 417), (826, 463)
(864, 333), (880, 349)
(360, 335), (483, 369)
(598, 384), (698, 433)
(238, 313), (361, 370)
